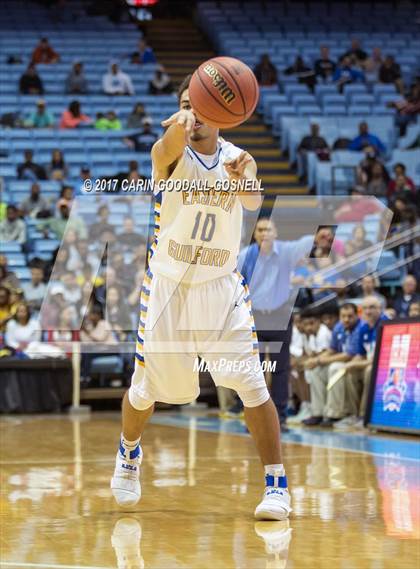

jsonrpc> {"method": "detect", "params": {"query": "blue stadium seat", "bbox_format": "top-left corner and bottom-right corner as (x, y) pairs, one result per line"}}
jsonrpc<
(34, 240), (61, 253)
(13, 267), (32, 281)
(348, 105), (371, 115)
(0, 243), (22, 253)
(4, 254), (26, 267)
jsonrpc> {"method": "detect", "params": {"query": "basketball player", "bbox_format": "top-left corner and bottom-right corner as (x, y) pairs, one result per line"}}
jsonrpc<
(111, 75), (291, 520)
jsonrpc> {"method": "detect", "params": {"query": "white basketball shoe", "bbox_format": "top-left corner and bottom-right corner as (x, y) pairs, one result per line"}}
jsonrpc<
(111, 518), (144, 569)
(111, 440), (142, 507)
(255, 473), (292, 521)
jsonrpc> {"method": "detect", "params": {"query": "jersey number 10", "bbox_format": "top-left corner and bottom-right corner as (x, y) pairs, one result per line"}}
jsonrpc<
(191, 211), (216, 242)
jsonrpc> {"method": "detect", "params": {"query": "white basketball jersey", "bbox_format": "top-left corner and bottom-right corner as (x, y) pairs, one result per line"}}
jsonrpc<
(149, 138), (244, 284)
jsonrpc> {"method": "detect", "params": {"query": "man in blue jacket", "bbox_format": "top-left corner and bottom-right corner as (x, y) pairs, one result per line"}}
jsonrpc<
(303, 303), (362, 427)
(334, 295), (388, 430)
(348, 121), (386, 155)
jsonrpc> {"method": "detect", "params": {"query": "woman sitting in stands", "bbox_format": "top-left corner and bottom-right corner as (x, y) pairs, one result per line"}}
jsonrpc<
(4, 302), (41, 351)
(47, 149), (68, 181)
(59, 100), (92, 129)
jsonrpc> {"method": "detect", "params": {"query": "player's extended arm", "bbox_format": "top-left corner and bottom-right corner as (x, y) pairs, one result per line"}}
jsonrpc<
(224, 152), (262, 211)
(151, 110), (196, 182)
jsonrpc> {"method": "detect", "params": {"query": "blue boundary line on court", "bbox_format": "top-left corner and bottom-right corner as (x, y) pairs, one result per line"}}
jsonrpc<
(150, 413), (420, 462)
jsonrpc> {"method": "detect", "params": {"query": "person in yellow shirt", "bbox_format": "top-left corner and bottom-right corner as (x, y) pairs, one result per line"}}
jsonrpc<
(0, 286), (17, 333)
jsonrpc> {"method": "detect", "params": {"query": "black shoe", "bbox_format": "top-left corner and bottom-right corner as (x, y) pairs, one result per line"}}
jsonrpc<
(302, 416), (323, 427)
(320, 417), (341, 428)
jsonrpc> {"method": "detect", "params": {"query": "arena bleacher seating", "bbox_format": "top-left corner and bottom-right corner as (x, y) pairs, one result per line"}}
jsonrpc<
(197, 1), (420, 194)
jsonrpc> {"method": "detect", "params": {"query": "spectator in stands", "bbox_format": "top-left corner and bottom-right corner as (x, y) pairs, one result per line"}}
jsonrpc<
(310, 248), (344, 302)
(61, 229), (81, 274)
(302, 303), (362, 427)
(45, 246), (71, 282)
(388, 83), (420, 135)
(357, 149), (389, 187)
(19, 63), (44, 95)
(46, 149), (68, 181)
(24, 99), (55, 129)
(320, 304), (340, 332)
(37, 202), (87, 240)
(284, 55), (316, 90)
(335, 296), (388, 430)
(17, 150), (47, 181)
(335, 187), (382, 222)
(349, 224), (373, 254)
(4, 302), (41, 350)
(148, 66), (173, 95)
(59, 271), (82, 305)
(65, 61), (88, 94)
(55, 186), (74, 214)
(31, 37), (60, 64)
(72, 165), (96, 197)
(332, 136), (352, 150)
(387, 163), (416, 201)
(19, 182), (51, 218)
(0, 286), (16, 332)
(80, 304), (116, 344)
(392, 275), (420, 317)
(341, 39), (368, 65)
(119, 160), (149, 188)
(366, 162), (389, 197)
(379, 55), (404, 94)
(387, 196), (417, 238)
(363, 47), (383, 80)
(297, 123), (329, 176)
(288, 312), (311, 424)
(21, 266), (46, 312)
(89, 205), (114, 241)
(110, 252), (136, 295)
(348, 121), (386, 155)
(119, 217), (146, 250)
(253, 53), (278, 86)
(409, 302), (420, 318)
(126, 103), (149, 129)
(125, 117), (158, 152)
(46, 306), (79, 347)
(94, 111), (122, 131)
(355, 275), (387, 310)
(59, 100), (92, 129)
(127, 267), (146, 314)
(314, 46), (336, 82)
(0, 256), (20, 290)
(106, 285), (133, 339)
(333, 56), (365, 92)
(130, 38), (156, 64)
(40, 285), (66, 329)
(103, 62), (134, 96)
(0, 205), (26, 244)
(314, 226), (345, 258)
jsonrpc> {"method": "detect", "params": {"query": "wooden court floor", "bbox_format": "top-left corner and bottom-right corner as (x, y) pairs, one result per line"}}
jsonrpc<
(0, 412), (418, 569)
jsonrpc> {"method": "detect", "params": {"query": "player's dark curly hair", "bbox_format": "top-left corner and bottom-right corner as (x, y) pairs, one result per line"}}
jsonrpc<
(177, 74), (192, 102)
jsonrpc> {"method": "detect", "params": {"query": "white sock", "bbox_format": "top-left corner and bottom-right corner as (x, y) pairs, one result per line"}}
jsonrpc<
(265, 464), (285, 477)
(120, 434), (141, 459)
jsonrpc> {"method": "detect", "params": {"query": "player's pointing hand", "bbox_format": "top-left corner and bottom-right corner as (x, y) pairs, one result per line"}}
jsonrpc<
(161, 109), (196, 134)
(224, 151), (253, 180)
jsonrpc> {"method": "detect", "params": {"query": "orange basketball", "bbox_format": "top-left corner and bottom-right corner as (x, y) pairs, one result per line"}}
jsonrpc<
(189, 56), (259, 129)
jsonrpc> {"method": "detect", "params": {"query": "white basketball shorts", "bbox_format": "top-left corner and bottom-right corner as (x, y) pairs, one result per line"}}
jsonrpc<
(130, 268), (267, 405)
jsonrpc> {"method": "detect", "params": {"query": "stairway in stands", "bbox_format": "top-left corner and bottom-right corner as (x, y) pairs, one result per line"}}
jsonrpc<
(145, 18), (308, 207)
